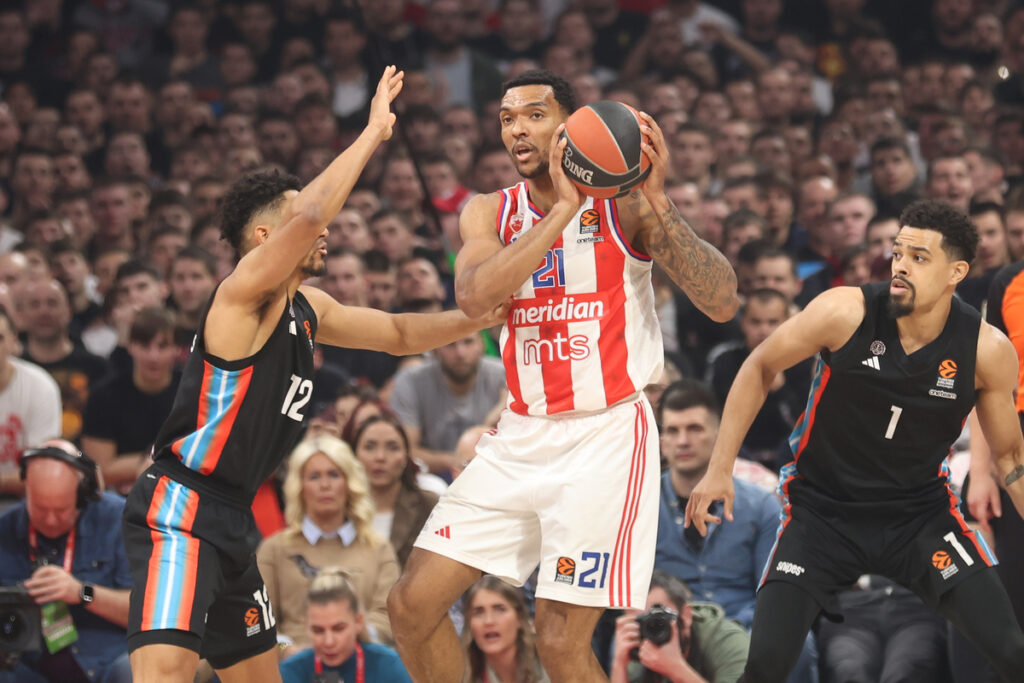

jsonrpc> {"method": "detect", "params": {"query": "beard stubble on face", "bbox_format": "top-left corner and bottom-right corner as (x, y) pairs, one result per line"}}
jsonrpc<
(302, 252), (327, 278)
(886, 277), (915, 318)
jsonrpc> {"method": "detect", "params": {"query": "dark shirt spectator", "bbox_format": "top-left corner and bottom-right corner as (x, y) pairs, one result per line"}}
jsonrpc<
(81, 307), (179, 495)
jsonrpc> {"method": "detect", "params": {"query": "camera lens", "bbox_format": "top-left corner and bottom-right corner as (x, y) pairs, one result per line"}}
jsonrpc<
(0, 610), (24, 643)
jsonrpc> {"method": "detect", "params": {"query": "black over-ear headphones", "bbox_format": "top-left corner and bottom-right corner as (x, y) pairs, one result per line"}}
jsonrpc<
(19, 447), (102, 509)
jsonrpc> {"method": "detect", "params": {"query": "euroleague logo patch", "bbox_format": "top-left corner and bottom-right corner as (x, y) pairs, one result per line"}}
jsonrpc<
(931, 551), (952, 570)
(555, 556), (576, 585)
(938, 360), (958, 379)
(932, 358), (957, 397)
(932, 550), (959, 579)
(244, 608), (262, 636)
(579, 209), (600, 233)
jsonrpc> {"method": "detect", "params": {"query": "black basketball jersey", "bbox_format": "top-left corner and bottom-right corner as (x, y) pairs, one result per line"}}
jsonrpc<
(787, 282), (980, 507)
(152, 289), (318, 500)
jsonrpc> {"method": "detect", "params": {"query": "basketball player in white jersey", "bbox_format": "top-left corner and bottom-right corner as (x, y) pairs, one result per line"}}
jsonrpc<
(389, 70), (740, 682)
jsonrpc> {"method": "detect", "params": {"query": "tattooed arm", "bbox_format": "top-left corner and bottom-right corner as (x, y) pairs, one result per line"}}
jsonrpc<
(619, 112), (739, 322)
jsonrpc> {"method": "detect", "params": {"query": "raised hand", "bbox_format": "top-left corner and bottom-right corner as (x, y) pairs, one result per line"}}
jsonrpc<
(368, 65), (405, 141)
(637, 111), (669, 203)
(548, 124), (585, 211)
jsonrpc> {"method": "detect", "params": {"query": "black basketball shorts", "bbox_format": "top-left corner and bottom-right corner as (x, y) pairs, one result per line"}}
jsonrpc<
(759, 467), (998, 620)
(122, 462), (278, 669)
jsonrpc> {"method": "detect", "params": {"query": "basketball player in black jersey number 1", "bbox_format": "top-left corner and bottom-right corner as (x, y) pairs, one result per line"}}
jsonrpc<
(121, 67), (508, 683)
(687, 199), (1024, 682)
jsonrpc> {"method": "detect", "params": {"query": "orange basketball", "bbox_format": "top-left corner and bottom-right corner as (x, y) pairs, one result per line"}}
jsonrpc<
(560, 101), (652, 199)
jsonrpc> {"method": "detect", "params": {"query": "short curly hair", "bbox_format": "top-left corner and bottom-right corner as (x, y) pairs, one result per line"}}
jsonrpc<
(502, 69), (577, 116)
(219, 170), (301, 255)
(898, 199), (978, 264)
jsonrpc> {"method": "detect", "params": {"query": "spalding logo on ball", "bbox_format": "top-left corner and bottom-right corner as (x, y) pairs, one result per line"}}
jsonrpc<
(560, 100), (652, 199)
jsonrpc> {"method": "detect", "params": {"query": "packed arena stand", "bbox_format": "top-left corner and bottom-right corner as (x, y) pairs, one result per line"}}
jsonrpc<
(0, 1), (1022, 681)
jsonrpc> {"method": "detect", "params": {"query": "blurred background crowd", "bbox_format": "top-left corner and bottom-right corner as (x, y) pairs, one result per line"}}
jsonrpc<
(1, 0), (1023, 681)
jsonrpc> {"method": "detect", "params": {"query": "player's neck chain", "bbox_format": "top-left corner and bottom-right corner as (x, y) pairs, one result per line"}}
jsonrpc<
(1005, 464), (1024, 488)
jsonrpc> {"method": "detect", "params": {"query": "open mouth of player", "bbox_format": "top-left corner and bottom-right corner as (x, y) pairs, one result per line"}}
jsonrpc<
(513, 144), (535, 162)
(890, 277), (910, 293)
(483, 631), (502, 642)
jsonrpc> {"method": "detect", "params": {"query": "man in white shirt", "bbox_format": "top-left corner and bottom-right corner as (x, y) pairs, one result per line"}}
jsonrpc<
(0, 307), (61, 496)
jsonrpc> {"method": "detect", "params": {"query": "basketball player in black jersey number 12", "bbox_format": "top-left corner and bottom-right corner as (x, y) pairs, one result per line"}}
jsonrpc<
(687, 199), (1024, 682)
(121, 67), (508, 683)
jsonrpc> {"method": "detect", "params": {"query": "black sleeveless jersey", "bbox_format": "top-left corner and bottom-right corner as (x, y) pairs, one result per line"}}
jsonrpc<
(152, 289), (318, 501)
(787, 282), (981, 508)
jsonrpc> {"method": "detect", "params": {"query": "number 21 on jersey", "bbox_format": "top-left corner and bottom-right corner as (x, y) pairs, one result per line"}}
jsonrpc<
(532, 248), (565, 289)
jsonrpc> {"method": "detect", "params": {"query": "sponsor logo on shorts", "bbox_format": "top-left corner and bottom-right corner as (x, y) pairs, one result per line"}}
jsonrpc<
(555, 557), (576, 585)
(932, 550), (960, 579)
(775, 561), (805, 576)
(244, 608), (262, 637)
(433, 526), (451, 539)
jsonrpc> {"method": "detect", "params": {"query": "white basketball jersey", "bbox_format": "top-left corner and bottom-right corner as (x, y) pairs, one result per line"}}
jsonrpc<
(495, 181), (663, 416)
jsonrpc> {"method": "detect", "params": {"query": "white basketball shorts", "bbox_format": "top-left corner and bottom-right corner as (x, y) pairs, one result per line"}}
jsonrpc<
(413, 393), (659, 609)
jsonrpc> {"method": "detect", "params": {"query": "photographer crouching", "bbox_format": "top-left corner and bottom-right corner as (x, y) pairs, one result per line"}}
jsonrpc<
(0, 440), (131, 682)
(611, 570), (749, 683)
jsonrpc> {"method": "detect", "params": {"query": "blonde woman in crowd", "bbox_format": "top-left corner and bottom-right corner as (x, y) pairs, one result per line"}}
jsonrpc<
(257, 435), (399, 660)
(279, 568), (412, 683)
(463, 575), (548, 683)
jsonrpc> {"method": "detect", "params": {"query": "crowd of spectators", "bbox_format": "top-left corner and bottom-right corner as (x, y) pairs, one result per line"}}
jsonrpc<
(0, 0), (1023, 680)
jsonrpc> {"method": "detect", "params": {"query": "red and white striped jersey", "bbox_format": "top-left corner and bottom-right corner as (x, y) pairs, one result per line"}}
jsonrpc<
(495, 181), (663, 416)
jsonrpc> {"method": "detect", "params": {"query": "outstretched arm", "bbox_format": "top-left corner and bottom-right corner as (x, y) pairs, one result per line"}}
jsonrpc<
(619, 112), (739, 323)
(685, 287), (864, 534)
(454, 127), (584, 318)
(301, 286), (508, 357)
(223, 67), (403, 305)
(974, 323), (1024, 520)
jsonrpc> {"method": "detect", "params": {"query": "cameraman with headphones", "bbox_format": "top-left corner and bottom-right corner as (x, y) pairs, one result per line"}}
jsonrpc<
(0, 439), (132, 683)
(610, 571), (749, 683)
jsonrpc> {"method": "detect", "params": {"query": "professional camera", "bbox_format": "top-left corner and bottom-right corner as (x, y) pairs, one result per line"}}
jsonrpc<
(0, 586), (41, 660)
(635, 605), (678, 646)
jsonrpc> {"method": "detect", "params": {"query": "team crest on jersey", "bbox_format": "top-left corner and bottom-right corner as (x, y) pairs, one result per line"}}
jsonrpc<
(870, 340), (886, 355)
(509, 213), (524, 233)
